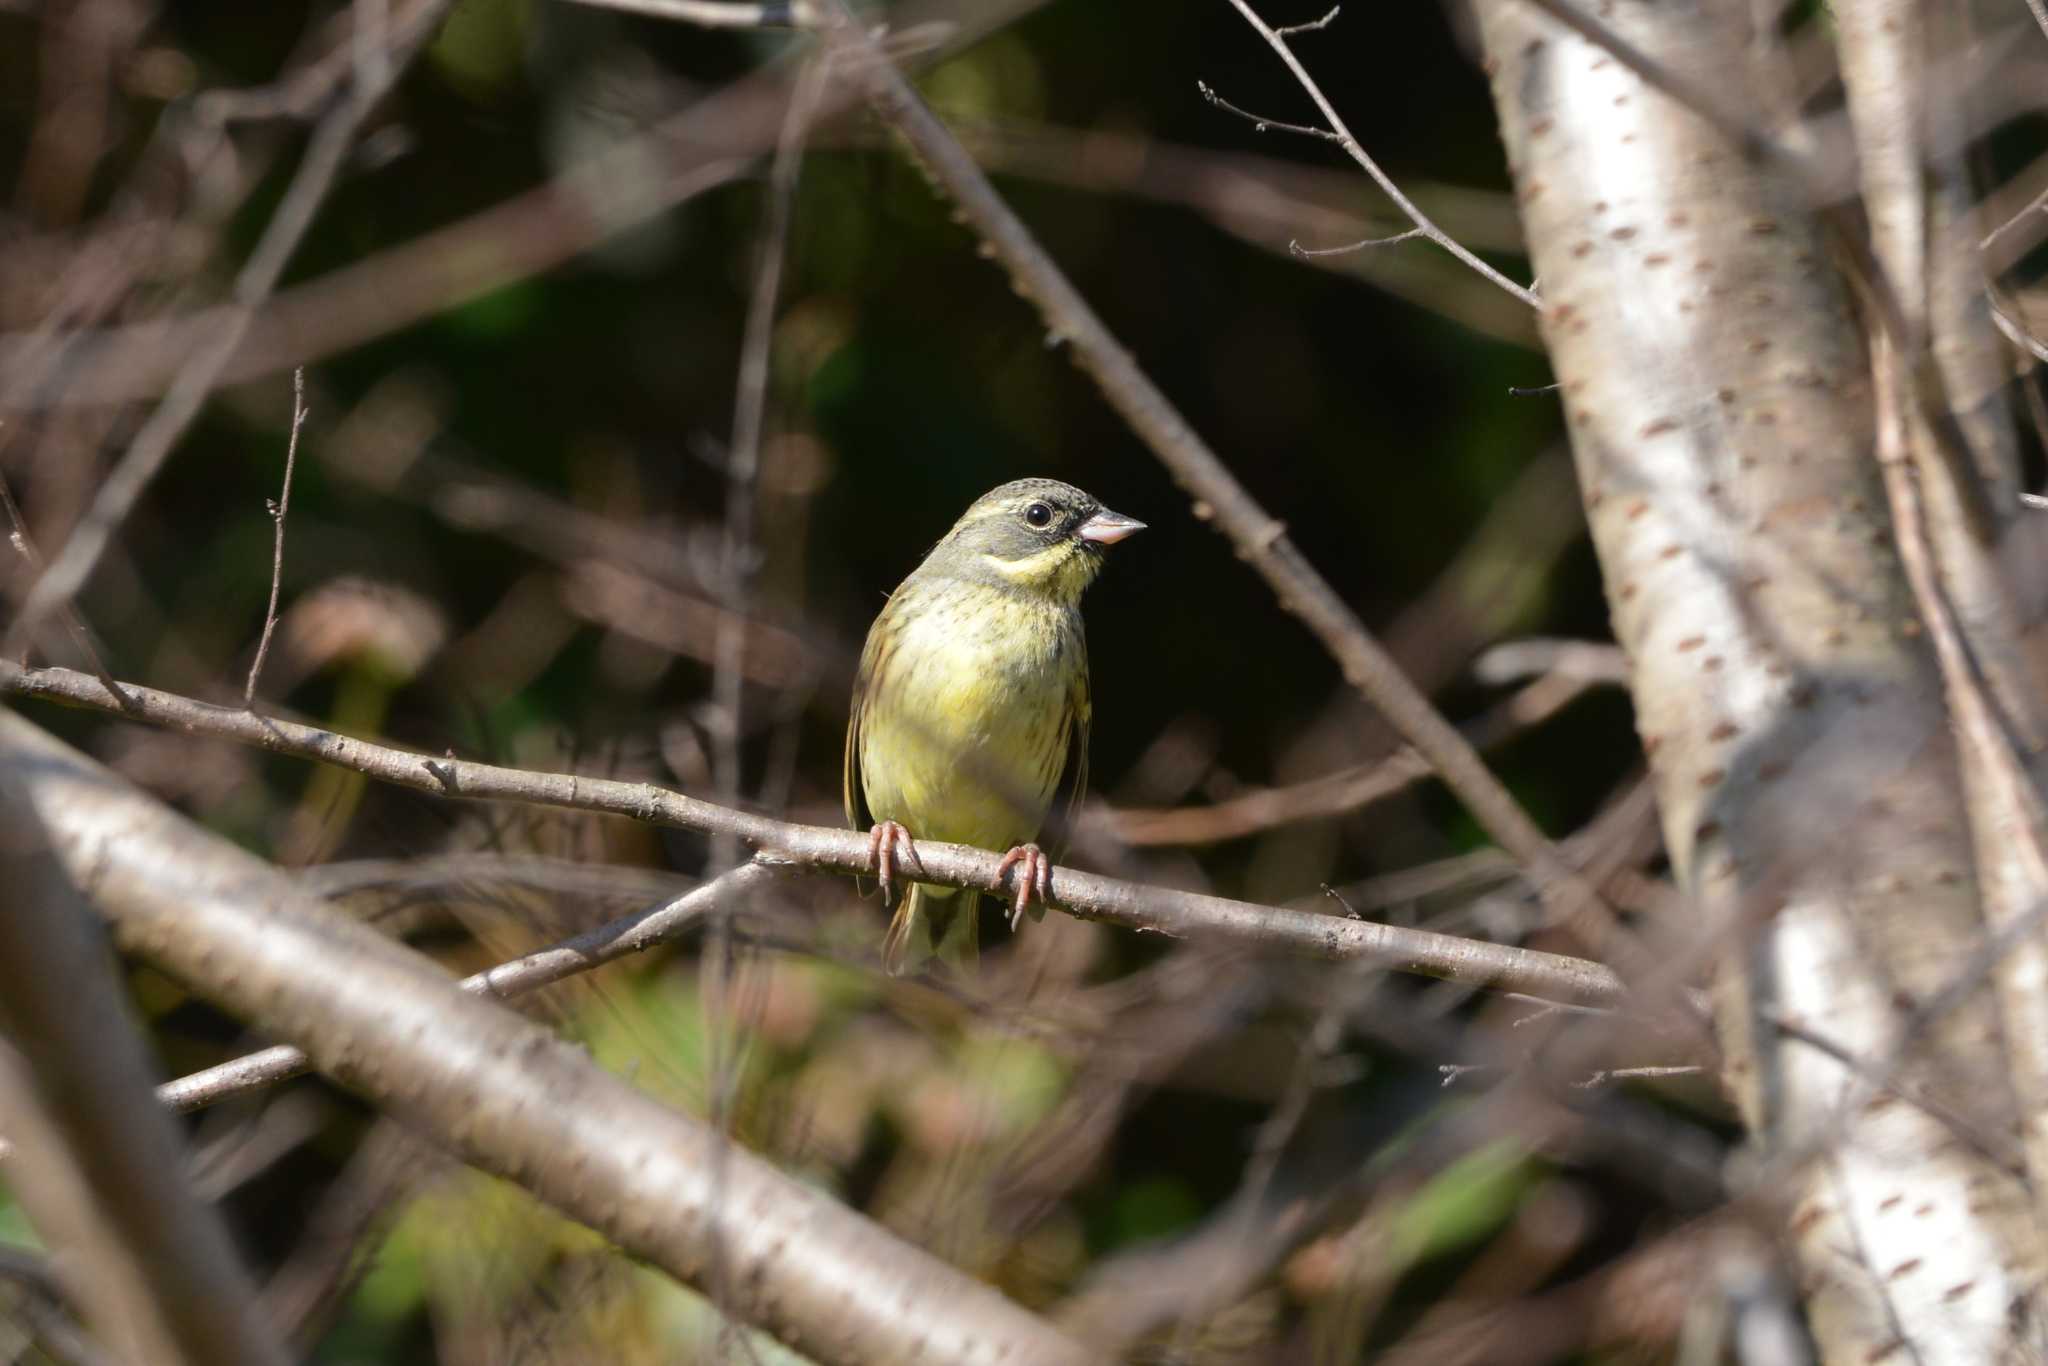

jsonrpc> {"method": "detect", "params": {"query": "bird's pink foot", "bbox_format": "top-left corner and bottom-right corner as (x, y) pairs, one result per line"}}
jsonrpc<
(995, 842), (1053, 930)
(867, 820), (919, 903)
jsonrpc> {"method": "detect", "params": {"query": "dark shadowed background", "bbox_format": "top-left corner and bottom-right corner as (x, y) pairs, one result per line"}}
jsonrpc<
(0, 0), (1705, 1360)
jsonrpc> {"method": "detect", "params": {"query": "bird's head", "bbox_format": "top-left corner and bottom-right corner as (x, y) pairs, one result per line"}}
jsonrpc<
(930, 478), (1144, 605)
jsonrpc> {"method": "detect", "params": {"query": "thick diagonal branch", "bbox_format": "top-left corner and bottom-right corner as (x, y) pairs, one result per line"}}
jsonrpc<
(0, 761), (287, 1366)
(0, 710), (1097, 1366)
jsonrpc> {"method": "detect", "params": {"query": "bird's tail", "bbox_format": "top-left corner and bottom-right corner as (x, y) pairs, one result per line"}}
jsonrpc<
(883, 883), (979, 976)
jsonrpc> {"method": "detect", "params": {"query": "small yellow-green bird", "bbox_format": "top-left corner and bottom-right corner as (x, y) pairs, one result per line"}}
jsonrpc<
(844, 478), (1144, 974)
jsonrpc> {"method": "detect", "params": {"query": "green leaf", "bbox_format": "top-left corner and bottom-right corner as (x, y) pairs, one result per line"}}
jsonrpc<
(1388, 1139), (1535, 1268)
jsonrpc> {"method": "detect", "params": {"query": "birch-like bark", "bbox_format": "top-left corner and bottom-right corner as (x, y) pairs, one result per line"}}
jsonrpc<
(0, 711), (1098, 1366)
(1834, 0), (2048, 1244)
(1474, 1), (2047, 1358)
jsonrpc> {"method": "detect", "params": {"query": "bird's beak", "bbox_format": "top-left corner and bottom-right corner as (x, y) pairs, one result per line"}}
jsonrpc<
(1076, 509), (1146, 545)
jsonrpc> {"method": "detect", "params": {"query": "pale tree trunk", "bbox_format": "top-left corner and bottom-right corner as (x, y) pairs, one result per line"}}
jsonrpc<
(1834, 0), (2048, 1243)
(1474, 0), (2048, 1358)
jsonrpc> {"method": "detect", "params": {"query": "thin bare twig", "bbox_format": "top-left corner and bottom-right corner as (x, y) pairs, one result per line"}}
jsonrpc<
(1981, 180), (2048, 254)
(192, 33), (359, 125)
(939, 117), (1535, 345)
(1990, 297), (2048, 364)
(703, 47), (824, 1357)
(0, 466), (127, 704)
(0, 0), (1054, 411)
(1219, 0), (1540, 309)
(2, 664), (1627, 1004)
(1103, 664), (1621, 847)
(1316, 770), (1662, 929)
(244, 368), (307, 707)
(1573, 1065), (1704, 1088)
(1439, 1061), (1502, 1086)
(1868, 328), (2048, 1206)
(714, 56), (824, 792)
(1440, 1061), (1703, 1089)
(1196, 78), (1340, 143)
(1766, 1015), (2027, 1179)
(565, 0), (814, 26)
(1288, 227), (1426, 257)
(156, 862), (781, 1114)
(1134, 957), (1376, 1353)
(1275, 3), (1340, 37)
(6, 0), (455, 661)
(1471, 638), (1628, 686)
(1505, 994), (1613, 1030)
(1238, 962), (1369, 1197)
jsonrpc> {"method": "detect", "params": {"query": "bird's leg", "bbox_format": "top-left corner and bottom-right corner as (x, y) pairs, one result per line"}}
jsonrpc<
(994, 843), (1053, 929)
(866, 820), (919, 903)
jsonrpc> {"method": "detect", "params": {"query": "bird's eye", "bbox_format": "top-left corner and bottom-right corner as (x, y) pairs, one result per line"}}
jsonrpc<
(1024, 502), (1054, 528)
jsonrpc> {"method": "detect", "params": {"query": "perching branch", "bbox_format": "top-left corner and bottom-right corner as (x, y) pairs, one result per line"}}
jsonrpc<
(0, 663), (1625, 1005)
(0, 711), (1097, 1366)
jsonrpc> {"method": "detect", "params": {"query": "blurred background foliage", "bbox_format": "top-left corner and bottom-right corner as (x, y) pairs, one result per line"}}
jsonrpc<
(0, 0), (1702, 1360)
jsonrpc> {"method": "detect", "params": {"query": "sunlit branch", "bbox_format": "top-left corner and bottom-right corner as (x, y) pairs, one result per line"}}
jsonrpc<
(2, 663), (1626, 1005)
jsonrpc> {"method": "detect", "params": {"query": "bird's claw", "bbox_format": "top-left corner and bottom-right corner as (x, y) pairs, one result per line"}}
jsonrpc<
(867, 821), (918, 904)
(995, 843), (1053, 930)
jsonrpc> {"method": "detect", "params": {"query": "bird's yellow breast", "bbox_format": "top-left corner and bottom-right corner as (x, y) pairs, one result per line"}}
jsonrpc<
(857, 578), (1079, 853)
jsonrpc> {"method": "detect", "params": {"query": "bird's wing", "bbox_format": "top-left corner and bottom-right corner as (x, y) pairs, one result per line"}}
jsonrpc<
(1038, 641), (1091, 916)
(844, 622), (882, 901)
(843, 672), (871, 832)
(1063, 655), (1092, 841)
